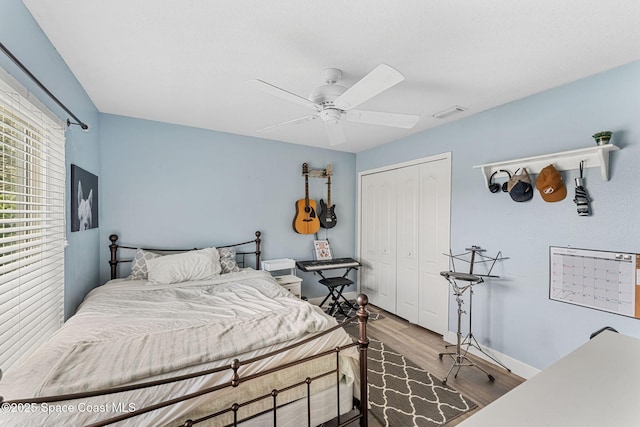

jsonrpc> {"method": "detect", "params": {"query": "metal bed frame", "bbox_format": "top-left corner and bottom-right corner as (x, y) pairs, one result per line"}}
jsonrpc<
(2, 231), (370, 426)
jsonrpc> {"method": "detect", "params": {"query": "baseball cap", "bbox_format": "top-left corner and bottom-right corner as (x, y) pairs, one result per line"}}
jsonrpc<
(535, 164), (567, 202)
(507, 168), (533, 202)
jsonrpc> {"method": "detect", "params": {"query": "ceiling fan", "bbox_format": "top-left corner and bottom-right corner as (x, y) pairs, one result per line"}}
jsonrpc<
(246, 64), (419, 146)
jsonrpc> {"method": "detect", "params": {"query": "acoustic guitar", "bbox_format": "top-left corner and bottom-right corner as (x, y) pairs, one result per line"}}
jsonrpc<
(319, 164), (337, 229)
(293, 163), (320, 234)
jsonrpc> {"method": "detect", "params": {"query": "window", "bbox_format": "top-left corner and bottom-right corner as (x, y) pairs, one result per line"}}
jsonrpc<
(0, 72), (65, 373)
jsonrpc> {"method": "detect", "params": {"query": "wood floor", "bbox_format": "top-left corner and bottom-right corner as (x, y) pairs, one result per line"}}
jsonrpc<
(361, 304), (525, 426)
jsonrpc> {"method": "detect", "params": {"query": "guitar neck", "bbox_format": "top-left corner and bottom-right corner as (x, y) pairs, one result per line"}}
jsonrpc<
(326, 164), (332, 206)
(305, 175), (310, 207)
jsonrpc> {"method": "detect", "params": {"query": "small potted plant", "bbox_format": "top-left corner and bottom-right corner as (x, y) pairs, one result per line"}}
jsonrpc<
(592, 131), (613, 145)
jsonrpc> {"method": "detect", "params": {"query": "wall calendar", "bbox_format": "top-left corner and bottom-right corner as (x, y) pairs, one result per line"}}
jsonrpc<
(550, 246), (640, 319)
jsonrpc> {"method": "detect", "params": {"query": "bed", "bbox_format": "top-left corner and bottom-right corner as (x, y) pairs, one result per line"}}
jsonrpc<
(0, 231), (370, 426)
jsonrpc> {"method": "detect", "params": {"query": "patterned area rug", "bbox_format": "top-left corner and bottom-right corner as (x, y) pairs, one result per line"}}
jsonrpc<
(367, 337), (477, 426)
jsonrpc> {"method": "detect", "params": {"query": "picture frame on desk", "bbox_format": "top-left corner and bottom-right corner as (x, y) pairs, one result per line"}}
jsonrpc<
(314, 240), (332, 260)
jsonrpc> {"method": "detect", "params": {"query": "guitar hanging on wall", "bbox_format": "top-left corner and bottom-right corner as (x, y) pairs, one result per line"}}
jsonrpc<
(293, 163), (321, 234)
(319, 164), (337, 229)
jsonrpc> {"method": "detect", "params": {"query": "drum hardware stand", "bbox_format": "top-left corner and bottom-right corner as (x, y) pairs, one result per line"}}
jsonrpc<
(438, 246), (510, 384)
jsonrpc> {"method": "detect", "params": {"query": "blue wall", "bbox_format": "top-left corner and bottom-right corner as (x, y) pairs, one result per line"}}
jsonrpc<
(98, 114), (357, 297)
(358, 61), (640, 370)
(1, 0), (101, 320)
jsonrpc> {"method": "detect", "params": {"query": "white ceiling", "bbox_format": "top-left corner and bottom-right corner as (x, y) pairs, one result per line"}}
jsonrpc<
(23, 0), (640, 153)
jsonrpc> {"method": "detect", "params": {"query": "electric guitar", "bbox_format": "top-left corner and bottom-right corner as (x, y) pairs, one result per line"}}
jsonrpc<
(293, 163), (320, 234)
(319, 164), (337, 229)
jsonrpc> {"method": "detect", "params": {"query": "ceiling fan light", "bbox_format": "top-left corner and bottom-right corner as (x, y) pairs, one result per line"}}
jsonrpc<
(325, 120), (346, 146)
(432, 105), (468, 119)
(320, 108), (342, 123)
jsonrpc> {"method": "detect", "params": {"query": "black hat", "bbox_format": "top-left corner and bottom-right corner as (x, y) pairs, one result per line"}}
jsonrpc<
(507, 168), (534, 202)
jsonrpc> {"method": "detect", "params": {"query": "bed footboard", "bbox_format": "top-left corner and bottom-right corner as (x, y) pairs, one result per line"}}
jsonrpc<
(356, 293), (369, 427)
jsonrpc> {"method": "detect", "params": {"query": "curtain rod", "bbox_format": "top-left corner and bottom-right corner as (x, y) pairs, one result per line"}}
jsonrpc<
(0, 41), (89, 130)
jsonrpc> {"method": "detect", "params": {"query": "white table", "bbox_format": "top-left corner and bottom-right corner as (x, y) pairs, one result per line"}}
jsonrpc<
(458, 330), (640, 427)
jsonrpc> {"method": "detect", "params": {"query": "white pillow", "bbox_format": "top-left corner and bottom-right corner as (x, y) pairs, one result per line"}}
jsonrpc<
(147, 248), (221, 284)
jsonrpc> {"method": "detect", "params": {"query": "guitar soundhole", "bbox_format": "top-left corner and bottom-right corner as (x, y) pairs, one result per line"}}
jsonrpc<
(304, 206), (311, 213)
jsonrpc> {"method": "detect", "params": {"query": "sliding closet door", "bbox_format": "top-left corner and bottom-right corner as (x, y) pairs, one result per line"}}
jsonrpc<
(417, 158), (451, 335)
(395, 165), (420, 323)
(360, 170), (397, 313)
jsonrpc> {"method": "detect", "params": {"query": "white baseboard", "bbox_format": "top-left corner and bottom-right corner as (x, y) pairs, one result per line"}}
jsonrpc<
(443, 331), (540, 380)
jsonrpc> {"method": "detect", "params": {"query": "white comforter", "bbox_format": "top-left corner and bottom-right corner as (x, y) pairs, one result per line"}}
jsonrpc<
(0, 269), (357, 426)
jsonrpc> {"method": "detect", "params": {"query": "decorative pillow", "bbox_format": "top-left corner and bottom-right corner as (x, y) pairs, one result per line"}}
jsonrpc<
(147, 247), (222, 284)
(127, 249), (163, 280)
(219, 247), (240, 273)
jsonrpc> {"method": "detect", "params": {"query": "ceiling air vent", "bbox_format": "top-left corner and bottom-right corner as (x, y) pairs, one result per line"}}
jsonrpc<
(432, 105), (467, 119)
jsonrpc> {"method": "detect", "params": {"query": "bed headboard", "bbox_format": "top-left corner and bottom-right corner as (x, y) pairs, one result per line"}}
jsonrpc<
(108, 231), (262, 280)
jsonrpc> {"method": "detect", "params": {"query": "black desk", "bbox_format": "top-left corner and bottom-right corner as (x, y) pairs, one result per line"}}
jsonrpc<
(296, 258), (361, 316)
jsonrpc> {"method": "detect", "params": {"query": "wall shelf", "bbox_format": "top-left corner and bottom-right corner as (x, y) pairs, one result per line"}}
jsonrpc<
(474, 144), (620, 186)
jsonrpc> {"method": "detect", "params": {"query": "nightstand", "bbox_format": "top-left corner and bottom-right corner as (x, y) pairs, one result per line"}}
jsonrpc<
(261, 258), (302, 298)
(273, 274), (302, 298)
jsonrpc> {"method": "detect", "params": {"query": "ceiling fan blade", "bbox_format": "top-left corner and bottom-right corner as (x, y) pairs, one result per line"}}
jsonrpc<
(245, 79), (320, 111)
(325, 120), (346, 146)
(333, 64), (405, 111)
(345, 109), (419, 129)
(257, 115), (318, 132)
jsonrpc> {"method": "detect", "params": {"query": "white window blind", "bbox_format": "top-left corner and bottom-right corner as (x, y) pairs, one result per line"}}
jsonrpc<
(0, 74), (65, 373)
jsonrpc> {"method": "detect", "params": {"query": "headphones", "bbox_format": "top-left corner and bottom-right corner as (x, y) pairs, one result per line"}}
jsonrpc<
(488, 169), (512, 193)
